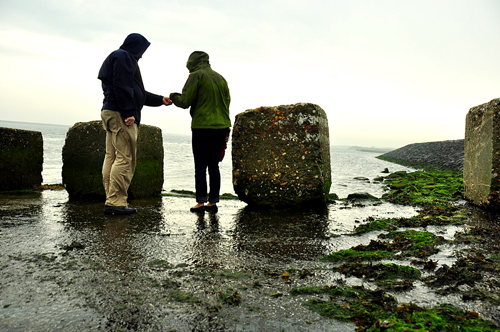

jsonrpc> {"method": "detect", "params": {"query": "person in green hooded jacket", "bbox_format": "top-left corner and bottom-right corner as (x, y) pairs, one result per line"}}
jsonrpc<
(170, 51), (231, 213)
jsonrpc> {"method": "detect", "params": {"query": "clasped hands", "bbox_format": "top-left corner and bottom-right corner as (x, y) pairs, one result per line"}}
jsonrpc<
(163, 96), (173, 106)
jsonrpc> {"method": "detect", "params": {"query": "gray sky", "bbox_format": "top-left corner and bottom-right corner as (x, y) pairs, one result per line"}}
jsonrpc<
(1, 0), (499, 147)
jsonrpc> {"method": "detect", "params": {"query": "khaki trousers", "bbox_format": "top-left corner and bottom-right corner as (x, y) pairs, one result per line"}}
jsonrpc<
(101, 110), (138, 207)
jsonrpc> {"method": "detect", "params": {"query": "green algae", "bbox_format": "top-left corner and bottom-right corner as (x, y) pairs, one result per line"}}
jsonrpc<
(354, 205), (468, 235)
(366, 302), (499, 332)
(381, 170), (464, 208)
(327, 193), (339, 201)
(130, 162), (163, 197)
(423, 251), (500, 304)
(320, 248), (394, 263)
(338, 262), (421, 281)
(353, 218), (399, 234)
(296, 286), (397, 327)
(379, 229), (445, 257)
(289, 285), (361, 298)
(292, 285), (498, 331)
(347, 192), (380, 201)
(323, 178), (332, 195)
(218, 288), (242, 305)
(147, 259), (174, 270)
(352, 170), (467, 235)
(170, 290), (201, 303)
(322, 230), (444, 263)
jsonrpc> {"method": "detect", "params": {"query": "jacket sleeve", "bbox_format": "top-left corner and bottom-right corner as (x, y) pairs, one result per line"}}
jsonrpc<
(145, 91), (164, 106)
(170, 73), (199, 109)
(112, 52), (137, 119)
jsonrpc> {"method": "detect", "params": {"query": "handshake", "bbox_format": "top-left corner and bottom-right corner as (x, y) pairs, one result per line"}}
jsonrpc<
(162, 93), (181, 107)
(162, 96), (173, 106)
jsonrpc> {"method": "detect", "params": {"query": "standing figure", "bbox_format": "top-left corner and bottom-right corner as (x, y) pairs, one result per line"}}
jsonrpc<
(98, 33), (171, 215)
(170, 51), (231, 213)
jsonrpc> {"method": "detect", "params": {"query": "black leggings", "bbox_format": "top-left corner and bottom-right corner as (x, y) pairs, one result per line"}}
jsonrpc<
(192, 128), (228, 203)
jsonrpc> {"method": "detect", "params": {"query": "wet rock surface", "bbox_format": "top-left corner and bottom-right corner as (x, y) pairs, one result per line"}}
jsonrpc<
(464, 98), (500, 210)
(1, 182), (499, 331)
(0, 127), (43, 191)
(379, 139), (464, 171)
(232, 103), (331, 208)
(62, 121), (164, 199)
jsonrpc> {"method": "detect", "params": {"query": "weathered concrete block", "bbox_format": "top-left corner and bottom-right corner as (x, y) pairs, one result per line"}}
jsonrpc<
(232, 103), (331, 208)
(62, 120), (164, 199)
(0, 127), (43, 191)
(464, 98), (500, 210)
(132, 124), (164, 197)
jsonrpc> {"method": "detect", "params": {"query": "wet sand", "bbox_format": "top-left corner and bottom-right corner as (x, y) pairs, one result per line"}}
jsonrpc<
(0, 189), (497, 331)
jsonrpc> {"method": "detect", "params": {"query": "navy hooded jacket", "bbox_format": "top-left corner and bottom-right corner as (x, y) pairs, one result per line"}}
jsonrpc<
(98, 33), (163, 125)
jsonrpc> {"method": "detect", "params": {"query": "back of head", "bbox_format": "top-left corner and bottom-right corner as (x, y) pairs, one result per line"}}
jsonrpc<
(120, 33), (151, 59)
(187, 51), (210, 72)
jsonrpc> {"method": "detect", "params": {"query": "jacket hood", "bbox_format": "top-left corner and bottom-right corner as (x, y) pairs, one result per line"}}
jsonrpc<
(186, 51), (210, 72)
(120, 33), (150, 59)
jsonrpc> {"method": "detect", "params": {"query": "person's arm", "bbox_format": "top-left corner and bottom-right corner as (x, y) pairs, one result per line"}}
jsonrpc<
(169, 73), (199, 109)
(144, 91), (165, 106)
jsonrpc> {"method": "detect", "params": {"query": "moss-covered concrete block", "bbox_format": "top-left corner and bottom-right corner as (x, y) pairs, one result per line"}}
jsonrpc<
(130, 125), (164, 198)
(232, 103), (331, 208)
(62, 120), (164, 199)
(0, 127), (43, 191)
(464, 98), (500, 210)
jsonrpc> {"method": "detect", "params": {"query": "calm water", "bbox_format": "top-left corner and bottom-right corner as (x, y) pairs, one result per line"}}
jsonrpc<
(0, 120), (413, 198)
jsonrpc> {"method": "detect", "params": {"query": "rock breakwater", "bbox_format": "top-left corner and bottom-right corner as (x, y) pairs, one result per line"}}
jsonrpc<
(378, 139), (464, 171)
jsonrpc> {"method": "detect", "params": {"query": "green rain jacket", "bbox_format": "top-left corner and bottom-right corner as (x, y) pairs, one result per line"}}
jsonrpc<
(170, 51), (231, 129)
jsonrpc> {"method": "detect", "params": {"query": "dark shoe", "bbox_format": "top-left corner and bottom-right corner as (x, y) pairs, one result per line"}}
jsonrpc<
(104, 205), (137, 215)
(204, 205), (218, 213)
(190, 205), (205, 213)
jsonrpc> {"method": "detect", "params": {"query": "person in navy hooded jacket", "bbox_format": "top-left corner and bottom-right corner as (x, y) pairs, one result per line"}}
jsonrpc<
(98, 33), (171, 215)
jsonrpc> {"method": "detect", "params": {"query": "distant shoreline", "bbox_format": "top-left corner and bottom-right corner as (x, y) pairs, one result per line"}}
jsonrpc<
(0, 120), (71, 128)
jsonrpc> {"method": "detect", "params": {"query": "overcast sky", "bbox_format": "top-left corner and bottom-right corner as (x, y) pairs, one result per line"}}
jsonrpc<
(1, 0), (499, 147)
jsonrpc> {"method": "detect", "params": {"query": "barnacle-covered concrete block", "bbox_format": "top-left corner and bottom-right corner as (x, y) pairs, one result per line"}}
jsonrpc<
(232, 103), (331, 208)
(464, 98), (500, 210)
(62, 121), (164, 199)
(0, 127), (43, 191)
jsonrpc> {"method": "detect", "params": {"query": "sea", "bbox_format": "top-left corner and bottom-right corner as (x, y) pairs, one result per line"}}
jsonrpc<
(0, 120), (414, 199)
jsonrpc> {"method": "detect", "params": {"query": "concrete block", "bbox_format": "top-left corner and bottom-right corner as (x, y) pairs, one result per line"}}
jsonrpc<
(0, 127), (43, 190)
(464, 98), (500, 209)
(62, 120), (164, 199)
(232, 103), (331, 208)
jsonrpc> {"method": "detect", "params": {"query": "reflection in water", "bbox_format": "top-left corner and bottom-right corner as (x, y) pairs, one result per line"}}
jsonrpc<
(195, 212), (220, 234)
(232, 206), (330, 261)
(60, 196), (165, 273)
(190, 212), (225, 269)
(101, 217), (135, 272)
(0, 192), (43, 225)
(468, 206), (500, 252)
(0, 192), (44, 256)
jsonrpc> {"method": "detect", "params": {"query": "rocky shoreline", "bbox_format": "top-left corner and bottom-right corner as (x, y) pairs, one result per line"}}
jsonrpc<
(378, 139), (464, 171)
(2, 167), (500, 331)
